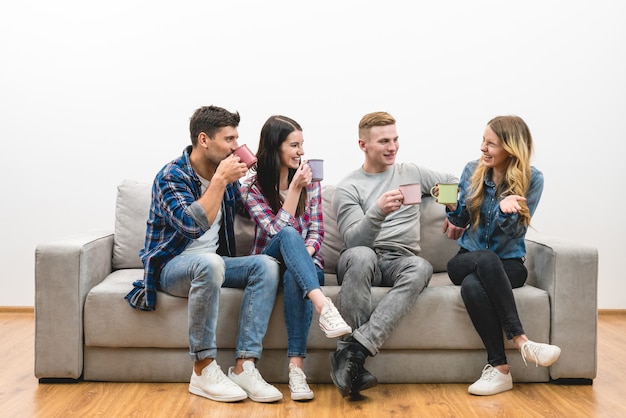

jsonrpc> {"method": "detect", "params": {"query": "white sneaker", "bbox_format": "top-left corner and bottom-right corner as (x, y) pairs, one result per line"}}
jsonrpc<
(521, 341), (561, 367)
(319, 297), (352, 338)
(289, 364), (314, 401)
(189, 361), (247, 402)
(228, 361), (283, 402)
(468, 365), (513, 396)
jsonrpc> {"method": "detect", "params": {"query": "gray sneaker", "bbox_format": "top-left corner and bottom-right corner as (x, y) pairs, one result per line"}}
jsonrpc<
(228, 361), (283, 403)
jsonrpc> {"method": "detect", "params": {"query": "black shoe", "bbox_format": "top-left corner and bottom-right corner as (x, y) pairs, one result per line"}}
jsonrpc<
(351, 365), (378, 396)
(329, 346), (365, 397)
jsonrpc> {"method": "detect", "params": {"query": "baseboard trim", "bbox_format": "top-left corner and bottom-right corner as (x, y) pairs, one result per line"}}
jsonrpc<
(598, 309), (626, 315)
(0, 306), (34, 313)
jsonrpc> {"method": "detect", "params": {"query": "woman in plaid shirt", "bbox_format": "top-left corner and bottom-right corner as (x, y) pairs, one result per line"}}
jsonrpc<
(240, 115), (351, 401)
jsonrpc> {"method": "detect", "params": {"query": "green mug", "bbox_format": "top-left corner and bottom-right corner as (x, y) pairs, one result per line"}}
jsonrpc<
(430, 183), (458, 204)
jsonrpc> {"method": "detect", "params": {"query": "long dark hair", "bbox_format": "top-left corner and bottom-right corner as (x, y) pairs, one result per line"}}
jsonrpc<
(253, 115), (306, 216)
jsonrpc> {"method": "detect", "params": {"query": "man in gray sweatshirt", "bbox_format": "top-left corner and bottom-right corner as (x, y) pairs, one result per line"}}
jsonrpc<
(330, 111), (458, 398)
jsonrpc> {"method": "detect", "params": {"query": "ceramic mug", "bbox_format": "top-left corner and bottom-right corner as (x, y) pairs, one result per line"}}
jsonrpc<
(232, 144), (257, 168)
(430, 183), (459, 204)
(399, 183), (422, 205)
(307, 159), (324, 182)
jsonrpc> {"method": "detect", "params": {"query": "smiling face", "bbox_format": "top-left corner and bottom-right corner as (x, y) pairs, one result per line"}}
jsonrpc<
(279, 130), (304, 170)
(360, 124), (399, 173)
(480, 125), (511, 173)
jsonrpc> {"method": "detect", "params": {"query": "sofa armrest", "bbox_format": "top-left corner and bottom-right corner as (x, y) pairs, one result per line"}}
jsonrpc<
(525, 235), (598, 381)
(35, 231), (114, 381)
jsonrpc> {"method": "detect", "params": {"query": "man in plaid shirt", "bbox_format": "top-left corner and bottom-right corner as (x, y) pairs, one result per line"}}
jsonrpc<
(125, 105), (283, 403)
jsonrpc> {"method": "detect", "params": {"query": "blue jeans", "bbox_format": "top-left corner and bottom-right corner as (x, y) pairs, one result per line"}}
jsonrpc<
(336, 246), (432, 356)
(262, 227), (324, 358)
(159, 252), (280, 362)
(447, 249), (527, 366)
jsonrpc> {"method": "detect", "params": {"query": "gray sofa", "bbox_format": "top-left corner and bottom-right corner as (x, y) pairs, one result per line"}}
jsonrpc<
(35, 179), (598, 384)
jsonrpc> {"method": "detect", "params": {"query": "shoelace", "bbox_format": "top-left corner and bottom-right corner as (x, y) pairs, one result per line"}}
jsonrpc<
(289, 367), (310, 392)
(210, 365), (239, 387)
(520, 341), (539, 367)
(344, 351), (364, 381)
(480, 365), (498, 381)
(322, 301), (345, 327)
(249, 366), (274, 388)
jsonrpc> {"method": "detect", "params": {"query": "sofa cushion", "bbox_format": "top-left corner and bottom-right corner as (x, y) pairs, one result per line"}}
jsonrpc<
(112, 180), (459, 273)
(84, 272), (550, 352)
(112, 180), (151, 270)
(418, 195), (460, 272)
(319, 185), (342, 273)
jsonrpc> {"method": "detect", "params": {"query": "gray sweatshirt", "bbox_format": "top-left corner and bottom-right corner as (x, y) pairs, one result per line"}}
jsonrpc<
(333, 162), (457, 256)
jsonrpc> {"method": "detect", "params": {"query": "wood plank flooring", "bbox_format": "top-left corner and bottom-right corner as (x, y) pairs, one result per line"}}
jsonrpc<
(1, 311), (625, 417)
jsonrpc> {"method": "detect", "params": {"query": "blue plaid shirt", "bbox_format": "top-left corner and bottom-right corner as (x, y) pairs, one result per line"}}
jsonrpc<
(125, 146), (242, 311)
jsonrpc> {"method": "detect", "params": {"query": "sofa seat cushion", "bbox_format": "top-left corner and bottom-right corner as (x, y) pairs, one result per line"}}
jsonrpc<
(85, 271), (550, 352)
(85, 270), (261, 349)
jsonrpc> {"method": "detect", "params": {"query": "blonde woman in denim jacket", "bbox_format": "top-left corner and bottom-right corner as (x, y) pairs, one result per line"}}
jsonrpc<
(441, 115), (561, 396)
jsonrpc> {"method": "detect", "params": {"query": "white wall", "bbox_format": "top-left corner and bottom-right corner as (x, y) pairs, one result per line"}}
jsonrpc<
(1, 1), (624, 308)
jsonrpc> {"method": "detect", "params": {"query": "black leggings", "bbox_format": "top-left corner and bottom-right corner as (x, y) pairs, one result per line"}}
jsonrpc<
(447, 249), (527, 366)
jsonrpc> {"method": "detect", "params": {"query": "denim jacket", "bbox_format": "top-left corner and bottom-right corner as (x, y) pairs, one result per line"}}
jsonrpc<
(447, 160), (544, 259)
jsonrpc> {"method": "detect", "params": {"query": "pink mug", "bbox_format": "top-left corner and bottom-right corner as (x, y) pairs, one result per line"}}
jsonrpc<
(399, 183), (421, 205)
(232, 144), (257, 169)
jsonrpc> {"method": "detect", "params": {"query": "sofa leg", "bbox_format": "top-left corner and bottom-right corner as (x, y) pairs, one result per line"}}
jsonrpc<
(550, 378), (593, 385)
(38, 377), (82, 384)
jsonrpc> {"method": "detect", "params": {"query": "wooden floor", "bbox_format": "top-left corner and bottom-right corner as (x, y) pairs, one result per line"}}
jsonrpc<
(2, 311), (626, 418)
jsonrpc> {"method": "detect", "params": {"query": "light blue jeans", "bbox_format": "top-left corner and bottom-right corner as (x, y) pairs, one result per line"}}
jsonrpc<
(262, 227), (324, 358)
(159, 252), (280, 361)
(336, 246), (432, 356)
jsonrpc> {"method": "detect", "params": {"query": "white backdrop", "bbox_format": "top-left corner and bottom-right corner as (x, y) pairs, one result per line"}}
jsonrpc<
(1, 1), (624, 308)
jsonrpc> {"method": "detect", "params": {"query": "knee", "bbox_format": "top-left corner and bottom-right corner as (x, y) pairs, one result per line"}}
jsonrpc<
(402, 256), (433, 289)
(341, 246), (376, 267)
(275, 226), (300, 243)
(460, 274), (483, 301)
(192, 253), (225, 288)
(250, 255), (280, 288)
(474, 249), (500, 265)
(337, 246), (376, 284)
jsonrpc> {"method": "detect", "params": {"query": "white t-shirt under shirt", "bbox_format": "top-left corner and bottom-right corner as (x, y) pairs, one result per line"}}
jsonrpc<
(182, 174), (222, 255)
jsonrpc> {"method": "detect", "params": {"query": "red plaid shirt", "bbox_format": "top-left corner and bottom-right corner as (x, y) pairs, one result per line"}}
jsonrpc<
(240, 176), (324, 270)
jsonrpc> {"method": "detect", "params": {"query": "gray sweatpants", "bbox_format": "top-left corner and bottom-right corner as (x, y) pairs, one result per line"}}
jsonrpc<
(336, 246), (433, 356)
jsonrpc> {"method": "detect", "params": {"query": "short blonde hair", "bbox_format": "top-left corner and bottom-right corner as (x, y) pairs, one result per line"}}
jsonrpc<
(358, 111), (396, 139)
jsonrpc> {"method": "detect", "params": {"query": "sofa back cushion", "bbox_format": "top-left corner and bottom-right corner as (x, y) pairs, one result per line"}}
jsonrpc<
(418, 194), (460, 272)
(112, 180), (261, 270)
(112, 180), (458, 273)
(112, 180), (151, 269)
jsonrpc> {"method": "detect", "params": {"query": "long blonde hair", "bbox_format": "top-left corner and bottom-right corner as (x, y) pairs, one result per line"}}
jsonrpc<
(467, 115), (534, 229)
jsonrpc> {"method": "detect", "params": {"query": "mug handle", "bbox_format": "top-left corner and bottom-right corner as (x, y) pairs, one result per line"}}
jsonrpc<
(429, 184), (438, 198)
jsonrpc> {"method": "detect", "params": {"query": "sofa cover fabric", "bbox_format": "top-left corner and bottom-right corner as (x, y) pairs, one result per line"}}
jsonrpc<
(35, 179), (598, 384)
